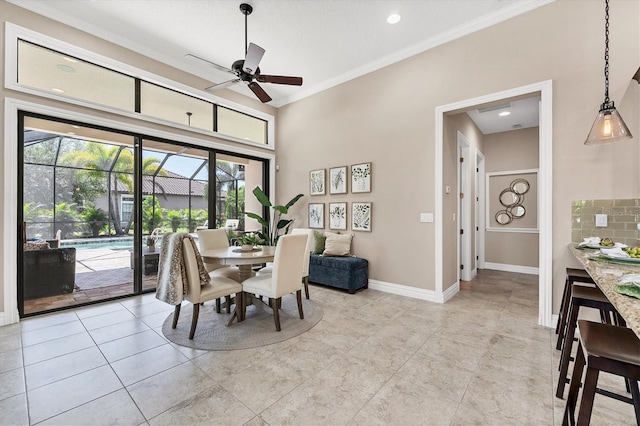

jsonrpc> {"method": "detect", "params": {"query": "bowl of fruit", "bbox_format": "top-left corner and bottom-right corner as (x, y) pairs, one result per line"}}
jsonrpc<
(623, 247), (640, 259)
(599, 237), (615, 247)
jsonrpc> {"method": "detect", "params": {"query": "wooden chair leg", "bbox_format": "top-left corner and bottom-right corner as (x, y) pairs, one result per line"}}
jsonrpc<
(576, 367), (600, 426)
(172, 304), (181, 329)
(215, 298), (221, 314)
(241, 293), (247, 322)
(296, 289), (304, 319)
(557, 302), (579, 398)
(270, 297), (281, 331)
(303, 276), (310, 299)
(630, 378), (640, 424)
(235, 292), (244, 322)
(189, 303), (200, 340)
(556, 277), (571, 335)
(562, 342), (585, 426)
(225, 295), (232, 313)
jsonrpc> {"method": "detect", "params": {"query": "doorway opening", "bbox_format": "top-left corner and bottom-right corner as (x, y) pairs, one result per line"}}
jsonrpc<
(436, 80), (552, 327)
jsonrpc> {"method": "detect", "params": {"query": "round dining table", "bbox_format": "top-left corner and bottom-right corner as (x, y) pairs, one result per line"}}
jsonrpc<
(200, 245), (276, 282)
(200, 245), (276, 323)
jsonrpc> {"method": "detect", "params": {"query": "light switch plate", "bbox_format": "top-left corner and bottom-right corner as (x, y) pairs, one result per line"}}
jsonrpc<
(595, 214), (608, 227)
(420, 213), (434, 223)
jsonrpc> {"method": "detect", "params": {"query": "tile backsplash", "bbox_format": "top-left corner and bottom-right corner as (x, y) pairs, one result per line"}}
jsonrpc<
(572, 199), (640, 246)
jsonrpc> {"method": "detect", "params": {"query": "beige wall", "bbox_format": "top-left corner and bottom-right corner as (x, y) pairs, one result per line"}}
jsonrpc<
(483, 127), (539, 268)
(276, 0), (640, 312)
(484, 127), (540, 173)
(2, 0), (640, 319)
(0, 1), (277, 317)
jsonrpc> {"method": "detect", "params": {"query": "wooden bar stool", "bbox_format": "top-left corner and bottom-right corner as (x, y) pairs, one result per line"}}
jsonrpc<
(562, 320), (640, 426)
(556, 286), (620, 398)
(556, 268), (597, 349)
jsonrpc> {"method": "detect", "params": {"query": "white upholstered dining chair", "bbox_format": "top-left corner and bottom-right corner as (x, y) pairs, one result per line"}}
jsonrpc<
(257, 228), (314, 299)
(241, 233), (308, 331)
(172, 240), (244, 339)
(197, 228), (255, 312)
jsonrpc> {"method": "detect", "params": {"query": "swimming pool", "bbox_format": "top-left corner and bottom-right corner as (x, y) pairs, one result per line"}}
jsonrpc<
(61, 238), (135, 250)
(60, 234), (198, 250)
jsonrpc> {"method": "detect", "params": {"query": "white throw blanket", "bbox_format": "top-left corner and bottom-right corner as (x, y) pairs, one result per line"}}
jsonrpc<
(155, 233), (210, 305)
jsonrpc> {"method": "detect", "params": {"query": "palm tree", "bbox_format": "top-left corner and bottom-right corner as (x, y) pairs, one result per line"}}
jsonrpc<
(215, 161), (245, 223)
(61, 142), (164, 235)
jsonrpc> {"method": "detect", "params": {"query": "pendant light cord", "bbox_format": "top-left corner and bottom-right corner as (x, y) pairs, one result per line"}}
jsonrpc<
(603, 0), (610, 103)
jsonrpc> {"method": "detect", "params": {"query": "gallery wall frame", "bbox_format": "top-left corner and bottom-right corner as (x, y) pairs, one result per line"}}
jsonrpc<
(329, 166), (347, 194)
(308, 203), (324, 229)
(310, 169), (325, 195)
(352, 202), (371, 231)
(351, 162), (371, 193)
(329, 202), (347, 230)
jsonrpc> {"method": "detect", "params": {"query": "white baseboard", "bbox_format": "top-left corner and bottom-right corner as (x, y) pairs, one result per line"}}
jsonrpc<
(461, 268), (478, 282)
(0, 312), (5, 327)
(442, 282), (460, 302)
(368, 279), (444, 303)
(484, 262), (539, 275)
(551, 314), (558, 329)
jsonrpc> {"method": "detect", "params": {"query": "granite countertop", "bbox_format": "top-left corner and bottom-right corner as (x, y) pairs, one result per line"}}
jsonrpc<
(570, 244), (640, 338)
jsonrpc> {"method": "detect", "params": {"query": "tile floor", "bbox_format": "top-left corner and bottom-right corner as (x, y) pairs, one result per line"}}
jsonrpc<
(1, 270), (636, 425)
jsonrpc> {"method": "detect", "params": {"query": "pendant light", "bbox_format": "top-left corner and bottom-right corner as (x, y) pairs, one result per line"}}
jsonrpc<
(585, 0), (632, 145)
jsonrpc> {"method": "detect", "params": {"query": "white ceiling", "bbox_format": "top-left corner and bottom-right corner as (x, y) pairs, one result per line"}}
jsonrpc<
(10, 0), (552, 110)
(466, 96), (541, 135)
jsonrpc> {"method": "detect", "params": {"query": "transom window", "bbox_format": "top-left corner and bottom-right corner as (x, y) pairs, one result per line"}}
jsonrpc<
(14, 37), (269, 145)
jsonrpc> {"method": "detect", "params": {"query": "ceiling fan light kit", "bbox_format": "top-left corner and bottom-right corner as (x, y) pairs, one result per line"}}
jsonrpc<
(186, 2), (303, 103)
(584, 0), (632, 145)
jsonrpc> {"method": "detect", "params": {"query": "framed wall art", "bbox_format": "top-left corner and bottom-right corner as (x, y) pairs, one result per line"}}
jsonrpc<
(351, 162), (371, 193)
(308, 203), (324, 229)
(329, 166), (347, 194)
(352, 202), (371, 232)
(309, 169), (325, 195)
(329, 202), (347, 230)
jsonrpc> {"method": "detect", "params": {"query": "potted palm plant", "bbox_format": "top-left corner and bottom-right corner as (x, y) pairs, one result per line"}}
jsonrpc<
(246, 186), (303, 246)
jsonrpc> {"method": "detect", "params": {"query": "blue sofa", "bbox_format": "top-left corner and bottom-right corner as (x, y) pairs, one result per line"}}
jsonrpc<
(308, 254), (368, 294)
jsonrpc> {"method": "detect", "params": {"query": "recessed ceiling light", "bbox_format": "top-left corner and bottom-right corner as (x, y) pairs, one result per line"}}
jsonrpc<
(51, 88), (65, 93)
(387, 13), (401, 24)
(499, 111), (511, 117)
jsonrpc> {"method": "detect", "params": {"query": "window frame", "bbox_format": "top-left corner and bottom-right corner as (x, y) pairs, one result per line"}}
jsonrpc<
(121, 194), (134, 223)
(5, 22), (276, 150)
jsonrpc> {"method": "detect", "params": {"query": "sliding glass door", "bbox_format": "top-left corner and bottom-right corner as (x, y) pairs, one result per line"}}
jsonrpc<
(21, 115), (138, 315)
(19, 113), (268, 317)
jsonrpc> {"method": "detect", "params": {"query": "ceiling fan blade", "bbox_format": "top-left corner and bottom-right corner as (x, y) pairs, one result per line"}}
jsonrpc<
(248, 82), (272, 103)
(185, 53), (233, 74)
(243, 43), (265, 75)
(256, 74), (303, 86)
(205, 78), (241, 92)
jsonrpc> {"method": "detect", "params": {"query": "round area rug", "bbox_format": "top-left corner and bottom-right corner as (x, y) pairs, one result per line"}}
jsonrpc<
(161, 296), (323, 350)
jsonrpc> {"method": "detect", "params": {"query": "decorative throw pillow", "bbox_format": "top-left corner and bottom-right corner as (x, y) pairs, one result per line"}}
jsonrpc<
(312, 230), (326, 254)
(322, 233), (353, 257)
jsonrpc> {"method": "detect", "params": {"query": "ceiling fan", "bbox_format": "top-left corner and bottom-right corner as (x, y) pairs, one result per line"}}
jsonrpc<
(185, 3), (303, 103)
